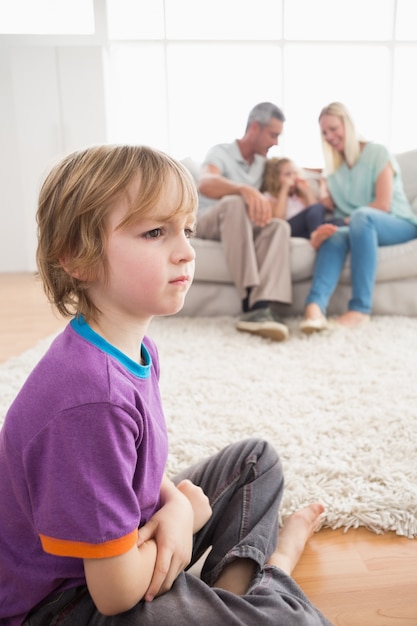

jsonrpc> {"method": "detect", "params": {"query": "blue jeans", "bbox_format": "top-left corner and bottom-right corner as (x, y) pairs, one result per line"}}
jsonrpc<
(23, 439), (331, 625)
(306, 207), (417, 314)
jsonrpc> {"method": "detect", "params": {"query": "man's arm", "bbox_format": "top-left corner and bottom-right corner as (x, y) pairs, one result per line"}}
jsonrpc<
(198, 164), (273, 227)
(198, 163), (244, 199)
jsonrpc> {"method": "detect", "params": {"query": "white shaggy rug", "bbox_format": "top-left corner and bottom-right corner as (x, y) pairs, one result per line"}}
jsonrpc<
(1, 316), (417, 538)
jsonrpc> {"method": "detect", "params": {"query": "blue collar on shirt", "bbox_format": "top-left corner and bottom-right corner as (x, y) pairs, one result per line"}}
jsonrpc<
(70, 315), (151, 378)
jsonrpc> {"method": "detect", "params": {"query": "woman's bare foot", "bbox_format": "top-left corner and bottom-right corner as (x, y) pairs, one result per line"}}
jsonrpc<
(300, 303), (329, 334)
(267, 503), (325, 576)
(335, 311), (370, 328)
(303, 302), (323, 321)
(310, 224), (338, 250)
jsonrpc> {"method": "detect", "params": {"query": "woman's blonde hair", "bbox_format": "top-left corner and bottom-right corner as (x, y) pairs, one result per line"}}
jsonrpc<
(319, 102), (361, 174)
(260, 157), (293, 197)
(36, 144), (198, 321)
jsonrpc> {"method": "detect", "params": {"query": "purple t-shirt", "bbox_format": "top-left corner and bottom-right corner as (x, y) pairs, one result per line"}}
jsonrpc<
(0, 318), (168, 625)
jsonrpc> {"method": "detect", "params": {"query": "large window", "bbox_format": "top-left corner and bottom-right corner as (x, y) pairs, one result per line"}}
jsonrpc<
(2, 0), (416, 165)
(0, 0), (94, 34)
(104, 0), (417, 166)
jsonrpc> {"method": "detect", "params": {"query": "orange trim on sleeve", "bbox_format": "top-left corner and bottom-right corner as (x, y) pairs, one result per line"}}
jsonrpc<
(39, 528), (138, 559)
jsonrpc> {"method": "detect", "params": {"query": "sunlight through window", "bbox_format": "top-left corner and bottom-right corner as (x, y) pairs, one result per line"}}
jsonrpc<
(0, 0), (94, 34)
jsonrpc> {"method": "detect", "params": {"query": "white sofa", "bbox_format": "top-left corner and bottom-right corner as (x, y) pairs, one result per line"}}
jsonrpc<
(179, 149), (417, 317)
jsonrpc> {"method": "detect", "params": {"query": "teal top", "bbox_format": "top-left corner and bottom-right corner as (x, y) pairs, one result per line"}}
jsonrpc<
(328, 142), (417, 225)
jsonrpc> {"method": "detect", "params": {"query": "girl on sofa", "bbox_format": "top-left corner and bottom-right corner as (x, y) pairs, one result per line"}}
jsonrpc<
(300, 101), (417, 333)
(0, 144), (331, 625)
(261, 157), (343, 249)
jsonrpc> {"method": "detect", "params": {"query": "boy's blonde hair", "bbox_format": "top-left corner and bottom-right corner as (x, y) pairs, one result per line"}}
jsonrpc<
(318, 102), (361, 174)
(261, 157), (293, 197)
(36, 144), (198, 321)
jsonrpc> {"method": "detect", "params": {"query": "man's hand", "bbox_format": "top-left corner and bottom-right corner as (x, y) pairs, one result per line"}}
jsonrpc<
(239, 185), (273, 226)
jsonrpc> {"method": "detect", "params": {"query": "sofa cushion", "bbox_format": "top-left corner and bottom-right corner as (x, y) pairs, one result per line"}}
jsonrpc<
(192, 238), (231, 283)
(396, 149), (417, 213)
(339, 237), (417, 283)
(192, 237), (316, 285)
(181, 157), (201, 183)
(192, 235), (417, 286)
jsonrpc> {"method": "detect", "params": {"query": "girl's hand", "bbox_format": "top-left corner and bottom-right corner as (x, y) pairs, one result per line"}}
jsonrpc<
(295, 176), (309, 192)
(296, 176), (317, 205)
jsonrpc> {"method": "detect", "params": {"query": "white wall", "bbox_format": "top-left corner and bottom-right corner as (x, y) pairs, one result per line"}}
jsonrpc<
(0, 49), (22, 271)
(0, 44), (106, 272)
(1, 0), (416, 273)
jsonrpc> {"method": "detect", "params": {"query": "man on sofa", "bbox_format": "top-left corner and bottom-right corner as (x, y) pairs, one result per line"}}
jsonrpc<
(196, 102), (292, 341)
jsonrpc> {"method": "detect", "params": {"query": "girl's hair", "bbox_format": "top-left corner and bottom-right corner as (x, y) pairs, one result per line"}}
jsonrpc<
(36, 144), (198, 321)
(260, 157), (293, 197)
(318, 102), (362, 174)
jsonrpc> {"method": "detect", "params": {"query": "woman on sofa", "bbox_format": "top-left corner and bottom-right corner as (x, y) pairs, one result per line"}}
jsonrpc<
(300, 101), (417, 333)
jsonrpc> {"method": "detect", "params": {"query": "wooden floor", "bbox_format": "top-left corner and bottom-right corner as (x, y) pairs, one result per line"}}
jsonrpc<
(1, 272), (417, 626)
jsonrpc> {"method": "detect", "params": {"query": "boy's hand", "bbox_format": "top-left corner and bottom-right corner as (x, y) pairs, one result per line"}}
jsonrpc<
(176, 479), (212, 533)
(137, 484), (194, 602)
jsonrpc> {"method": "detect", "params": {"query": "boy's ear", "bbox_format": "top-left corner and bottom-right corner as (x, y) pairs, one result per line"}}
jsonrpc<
(60, 257), (97, 283)
(59, 257), (81, 280)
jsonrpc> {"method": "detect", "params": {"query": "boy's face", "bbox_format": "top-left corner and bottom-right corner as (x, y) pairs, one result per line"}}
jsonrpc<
(91, 173), (196, 322)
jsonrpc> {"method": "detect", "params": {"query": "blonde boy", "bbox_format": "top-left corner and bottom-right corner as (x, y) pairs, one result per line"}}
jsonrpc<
(0, 145), (328, 626)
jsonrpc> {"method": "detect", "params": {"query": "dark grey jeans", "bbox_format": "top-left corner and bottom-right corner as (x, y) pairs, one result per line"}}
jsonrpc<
(24, 438), (332, 625)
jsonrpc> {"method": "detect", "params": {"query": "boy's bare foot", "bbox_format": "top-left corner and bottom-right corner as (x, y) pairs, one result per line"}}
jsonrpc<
(267, 503), (325, 576)
(310, 224), (338, 250)
(335, 311), (370, 328)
